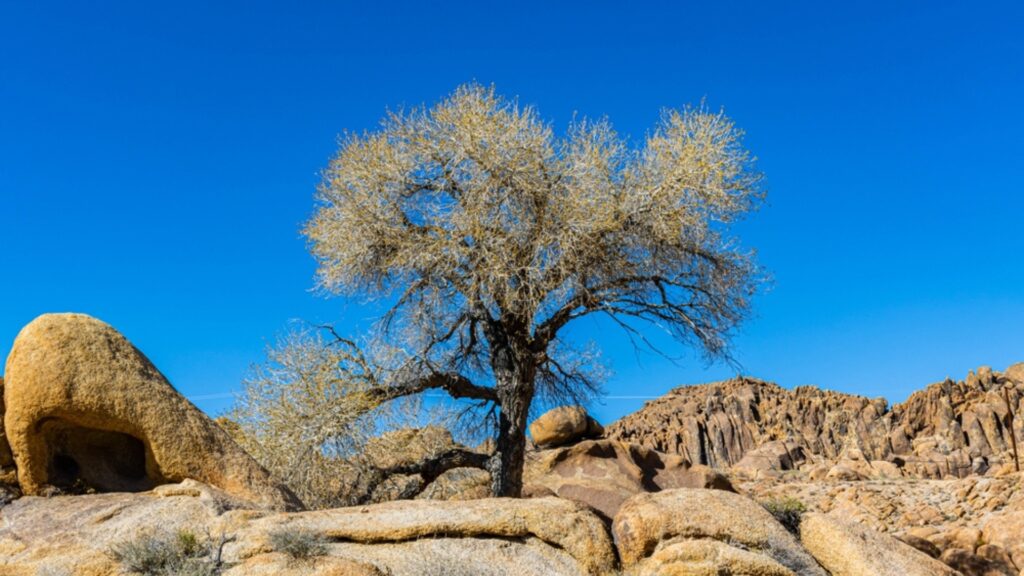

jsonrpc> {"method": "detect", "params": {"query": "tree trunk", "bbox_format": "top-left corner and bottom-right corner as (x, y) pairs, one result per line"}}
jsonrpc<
(486, 323), (536, 498)
(490, 380), (532, 497)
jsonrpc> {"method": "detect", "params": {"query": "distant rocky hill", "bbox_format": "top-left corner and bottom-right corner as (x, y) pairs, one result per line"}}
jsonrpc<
(607, 364), (1024, 480)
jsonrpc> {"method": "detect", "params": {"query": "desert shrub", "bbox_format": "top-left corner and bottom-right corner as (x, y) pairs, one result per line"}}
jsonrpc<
(109, 529), (220, 576)
(760, 496), (807, 534)
(224, 329), (471, 509)
(268, 527), (329, 561)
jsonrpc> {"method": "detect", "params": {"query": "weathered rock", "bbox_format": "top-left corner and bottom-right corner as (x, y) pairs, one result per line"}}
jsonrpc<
(524, 439), (733, 521)
(976, 545), (1017, 575)
(897, 534), (942, 558)
(799, 512), (959, 576)
(223, 554), (384, 576)
(1006, 363), (1024, 384)
(530, 405), (604, 448)
(612, 488), (825, 575)
(362, 426), (461, 470)
(226, 496), (618, 576)
(826, 462), (868, 481)
(234, 538), (591, 576)
(2, 313), (301, 510)
(0, 480), (263, 574)
(982, 509), (1024, 570)
(0, 481), (616, 576)
(629, 539), (795, 575)
(940, 547), (1016, 576)
(416, 466), (492, 500)
(734, 440), (806, 476)
(609, 368), (1024, 480)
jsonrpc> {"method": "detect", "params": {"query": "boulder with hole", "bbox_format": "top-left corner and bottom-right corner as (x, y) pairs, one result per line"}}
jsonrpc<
(2, 313), (301, 510)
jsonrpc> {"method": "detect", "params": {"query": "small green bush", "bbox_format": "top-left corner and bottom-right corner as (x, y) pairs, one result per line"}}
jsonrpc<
(109, 529), (220, 576)
(268, 527), (329, 562)
(761, 496), (807, 534)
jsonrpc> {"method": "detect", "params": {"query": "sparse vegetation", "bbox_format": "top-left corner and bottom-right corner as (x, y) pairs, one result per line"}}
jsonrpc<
(109, 529), (224, 576)
(268, 527), (329, 562)
(761, 496), (807, 534)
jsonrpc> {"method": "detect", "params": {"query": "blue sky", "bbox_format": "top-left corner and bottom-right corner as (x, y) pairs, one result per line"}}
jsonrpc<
(2, 1), (1022, 424)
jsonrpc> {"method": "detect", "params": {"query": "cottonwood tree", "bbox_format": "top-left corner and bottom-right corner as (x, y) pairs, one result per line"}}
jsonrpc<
(302, 84), (764, 497)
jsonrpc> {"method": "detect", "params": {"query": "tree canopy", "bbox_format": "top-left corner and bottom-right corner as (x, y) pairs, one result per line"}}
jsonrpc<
(265, 83), (764, 498)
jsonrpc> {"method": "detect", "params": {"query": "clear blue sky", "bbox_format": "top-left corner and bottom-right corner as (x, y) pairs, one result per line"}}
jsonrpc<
(3, 1), (1022, 424)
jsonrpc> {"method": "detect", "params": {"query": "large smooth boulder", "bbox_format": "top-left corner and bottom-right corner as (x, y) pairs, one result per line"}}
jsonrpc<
(2, 313), (301, 510)
(530, 406), (603, 448)
(226, 496), (619, 576)
(525, 439), (733, 521)
(1005, 363), (1024, 384)
(799, 513), (960, 576)
(612, 488), (826, 576)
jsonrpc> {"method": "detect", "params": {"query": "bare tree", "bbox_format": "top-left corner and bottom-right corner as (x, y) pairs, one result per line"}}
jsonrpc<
(303, 84), (764, 497)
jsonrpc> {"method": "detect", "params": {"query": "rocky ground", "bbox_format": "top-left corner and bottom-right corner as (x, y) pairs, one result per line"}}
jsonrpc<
(0, 313), (1022, 575)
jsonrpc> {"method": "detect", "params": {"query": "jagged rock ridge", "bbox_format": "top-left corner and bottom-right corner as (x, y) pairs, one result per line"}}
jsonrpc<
(607, 364), (1024, 479)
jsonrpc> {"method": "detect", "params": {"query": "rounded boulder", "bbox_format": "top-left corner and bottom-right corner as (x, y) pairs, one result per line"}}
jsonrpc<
(3, 313), (302, 510)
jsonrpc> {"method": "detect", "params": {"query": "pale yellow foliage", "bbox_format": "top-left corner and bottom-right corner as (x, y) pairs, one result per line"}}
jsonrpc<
(247, 84), (765, 498)
(306, 83), (762, 367)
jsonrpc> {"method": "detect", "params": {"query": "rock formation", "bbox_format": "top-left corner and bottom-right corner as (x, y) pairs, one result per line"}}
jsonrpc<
(3, 311), (1024, 575)
(523, 438), (732, 521)
(529, 405), (605, 448)
(612, 488), (827, 575)
(0, 481), (618, 576)
(2, 313), (301, 510)
(4, 478), (981, 576)
(228, 496), (618, 576)
(608, 366), (1024, 480)
(800, 512), (959, 576)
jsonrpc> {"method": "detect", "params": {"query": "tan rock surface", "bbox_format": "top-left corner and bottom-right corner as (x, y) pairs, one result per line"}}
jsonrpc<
(227, 496), (618, 576)
(628, 539), (796, 575)
(799, 512), (960, 576)
(608, 367), (1024, 480)
(2, 313), (301, 510)
(0, 480), (263, 574)
(524, 439), (733, 521)
(530, 405), (604, 448)
(612, 488), (825, 576)
(222, 553), (385, 575)
(0, 481), (615, 575)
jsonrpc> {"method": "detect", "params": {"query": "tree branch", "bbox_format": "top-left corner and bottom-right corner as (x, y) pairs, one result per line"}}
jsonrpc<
(379, 447), (490, 485)
(365, 372), (498, 404)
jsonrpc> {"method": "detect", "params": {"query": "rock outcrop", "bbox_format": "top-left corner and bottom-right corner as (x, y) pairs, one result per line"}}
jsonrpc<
(227, 496), (618, 576)
(2, 313), (301, 510)
(529, 405), (604, 448)
(0, 480), (622, 576)
(0, 480), (257, 575)
(608, 366), (1024, 480)
(745, 472), (1024, 575)
(524, 439), (733, 521)
(7, 475), (1013, 576)
(800, 512), (960, 576)
(612, 488), (826, 576)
